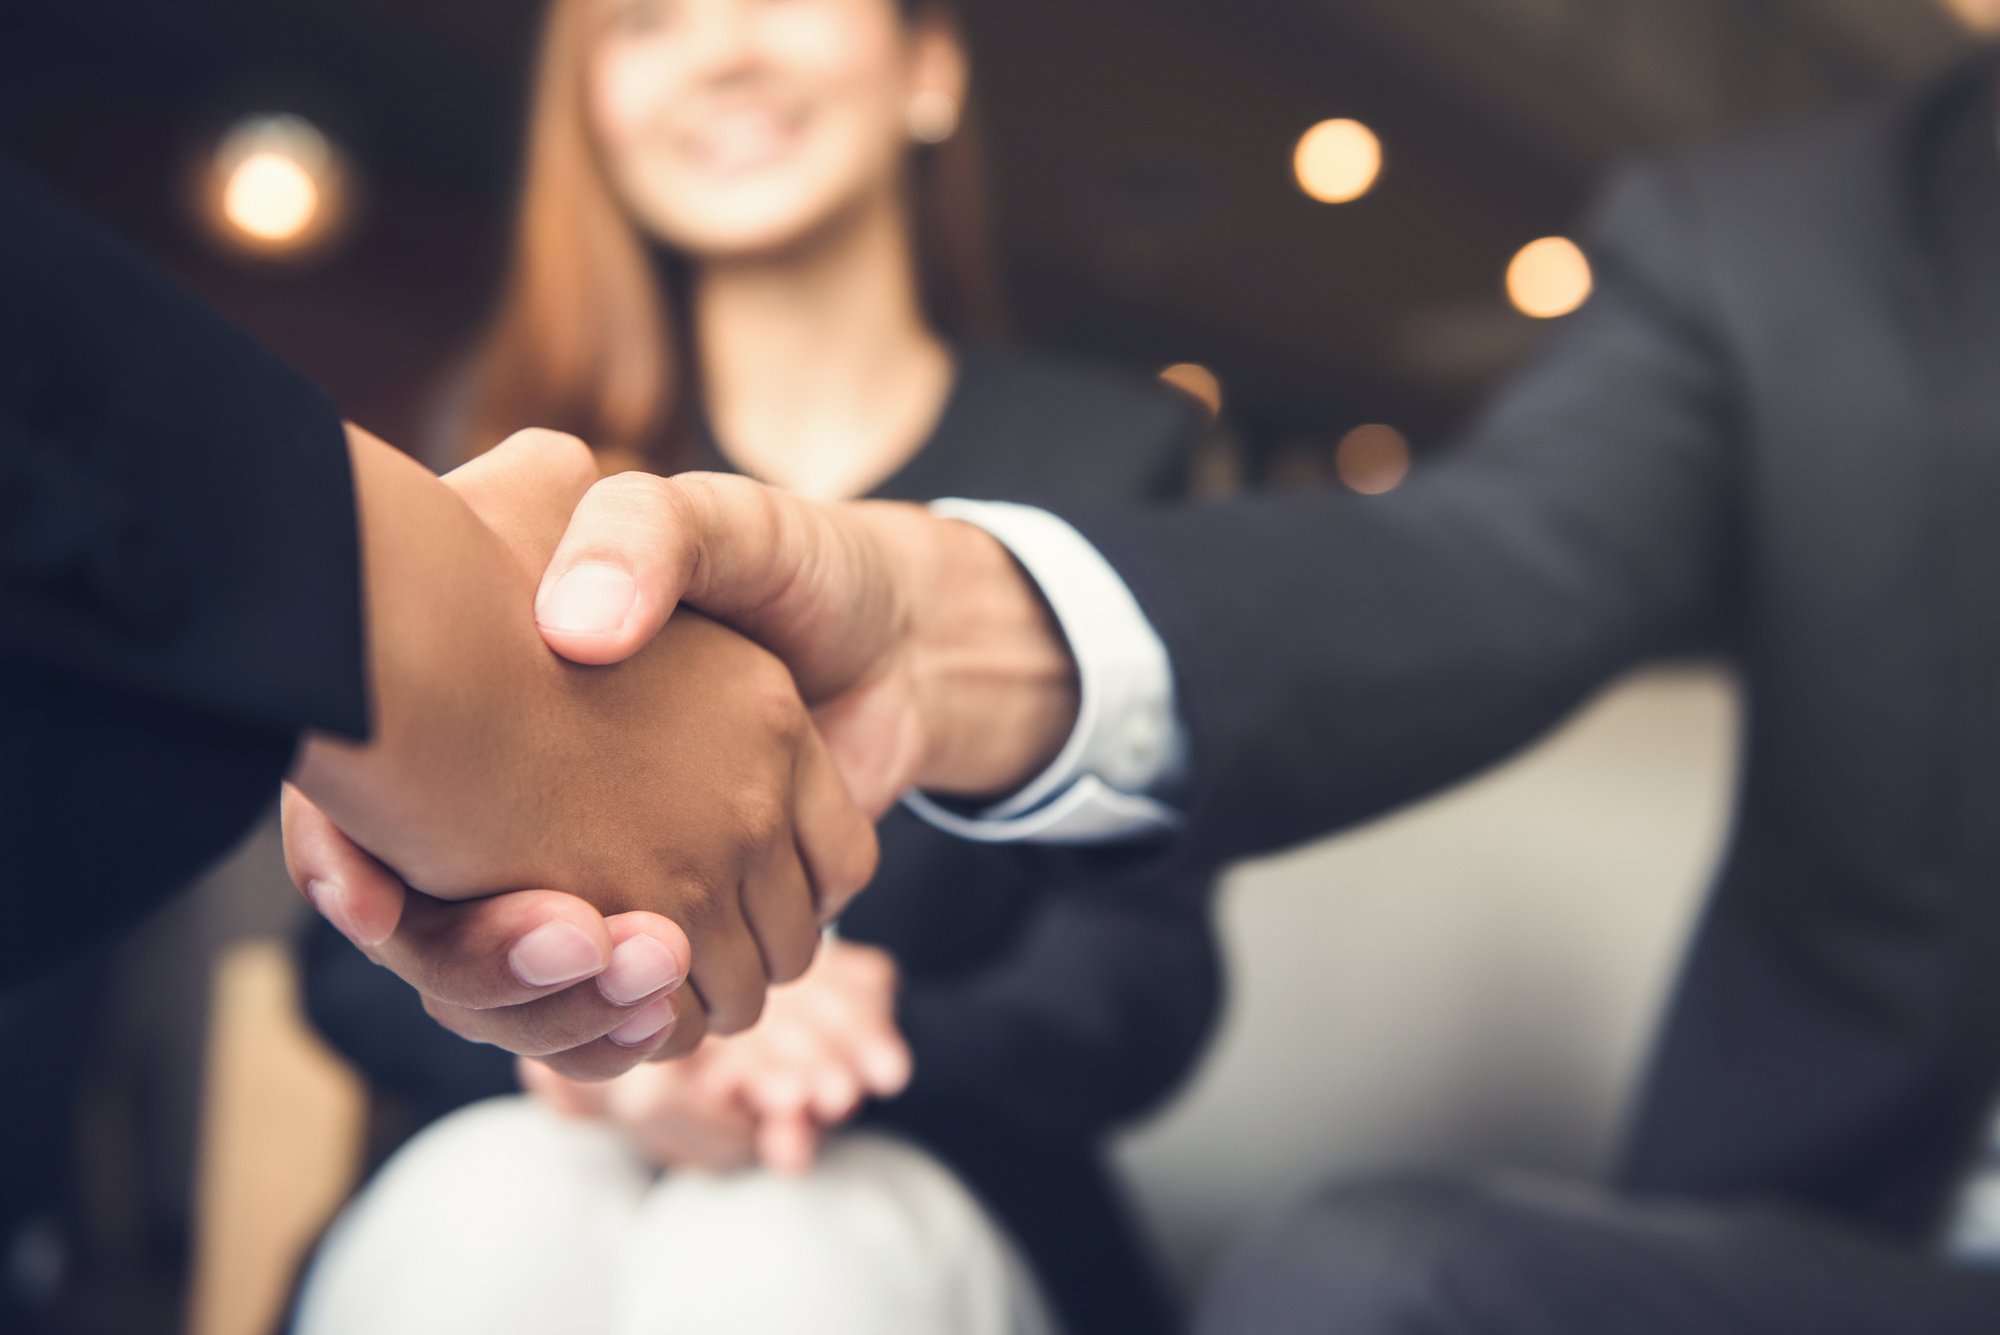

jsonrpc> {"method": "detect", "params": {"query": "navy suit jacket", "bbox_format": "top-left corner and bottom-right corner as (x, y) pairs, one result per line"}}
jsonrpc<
(0, 167), (364, 987)
(1068, 61), (2000, 1241)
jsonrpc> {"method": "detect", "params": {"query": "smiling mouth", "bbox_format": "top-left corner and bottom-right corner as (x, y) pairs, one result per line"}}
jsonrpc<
(681, 109), (803, 173)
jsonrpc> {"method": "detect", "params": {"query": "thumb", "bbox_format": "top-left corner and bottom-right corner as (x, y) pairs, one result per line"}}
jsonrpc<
(282, 785), (406, 949)
(535, 472), (908, 705)
(535, 471), (783, 667)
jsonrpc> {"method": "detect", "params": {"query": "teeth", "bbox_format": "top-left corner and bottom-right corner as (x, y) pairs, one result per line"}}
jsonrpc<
(690, 114), (790, 168)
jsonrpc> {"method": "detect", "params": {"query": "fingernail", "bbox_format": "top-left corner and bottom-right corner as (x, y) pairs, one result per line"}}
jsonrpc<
(598, 936), (684, 1006)
(608, 994), (677, 1047)
(508, 922), (606, 988)
(538, 563), (637, 636)
(306, 878), (360, 944)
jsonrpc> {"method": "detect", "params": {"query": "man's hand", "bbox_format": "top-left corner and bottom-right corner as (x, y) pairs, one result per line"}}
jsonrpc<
(286, 786), (707, 1078)
(521, 938), (910, 1174)
(528, 472), (1080, 812)
(285, 432), (879, 1074)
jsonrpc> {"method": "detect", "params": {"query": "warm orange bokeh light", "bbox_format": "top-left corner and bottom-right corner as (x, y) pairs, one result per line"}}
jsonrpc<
(1293, 119), (1382, 205)
(1159, 363), (1224, 418)
(222, 151), (321, 243)
(1336, 424), (1412, 495)
(205, 115), (348, 259)
(1506, 236), (1593, 319)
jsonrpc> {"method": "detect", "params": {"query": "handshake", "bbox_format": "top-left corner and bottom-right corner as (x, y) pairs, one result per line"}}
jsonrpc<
(284, 427), (1079, 1080)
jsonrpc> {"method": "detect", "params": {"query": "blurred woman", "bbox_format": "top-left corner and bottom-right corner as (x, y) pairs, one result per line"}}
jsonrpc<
(294, 0), (1218, 1331)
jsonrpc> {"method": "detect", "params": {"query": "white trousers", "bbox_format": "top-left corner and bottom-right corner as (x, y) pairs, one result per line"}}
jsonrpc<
(294, 1097), (1058, 1335)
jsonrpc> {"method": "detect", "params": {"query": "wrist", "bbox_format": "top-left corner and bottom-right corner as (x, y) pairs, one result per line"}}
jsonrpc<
(874, 507), (1079, 798)
(293, 425), (551, 895)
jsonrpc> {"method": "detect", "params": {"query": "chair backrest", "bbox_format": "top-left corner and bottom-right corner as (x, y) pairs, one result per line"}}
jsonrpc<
(187, 940), (367, 1335)
(1114, 666), (1738, 1298)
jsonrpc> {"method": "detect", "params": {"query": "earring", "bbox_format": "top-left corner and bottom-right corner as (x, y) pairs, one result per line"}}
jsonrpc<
(907, 90), (960, 146)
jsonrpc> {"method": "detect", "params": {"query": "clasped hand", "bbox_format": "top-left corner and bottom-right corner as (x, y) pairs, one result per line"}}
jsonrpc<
(289, 433), (1066, 1082)
(283, 432), (881, 1078)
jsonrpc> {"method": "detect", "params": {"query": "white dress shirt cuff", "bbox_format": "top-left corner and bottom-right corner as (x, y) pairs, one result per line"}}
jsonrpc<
(900, 500), (1187, 845)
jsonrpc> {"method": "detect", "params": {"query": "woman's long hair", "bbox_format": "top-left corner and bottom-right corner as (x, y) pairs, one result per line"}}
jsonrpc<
(459, 0), (1004, 468)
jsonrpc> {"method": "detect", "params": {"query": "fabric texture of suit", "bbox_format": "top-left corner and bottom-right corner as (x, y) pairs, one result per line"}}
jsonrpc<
(301, 347), (1221, 1335)
(1068, 55), (2000, 1262)
(0, 165), (365, 989)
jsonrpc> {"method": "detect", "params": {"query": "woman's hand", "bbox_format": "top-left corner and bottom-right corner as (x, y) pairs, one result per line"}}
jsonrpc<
(520, 1049), (760, 1172)
(703, 939), (911, 1174)
(522, 939), (912, 1174)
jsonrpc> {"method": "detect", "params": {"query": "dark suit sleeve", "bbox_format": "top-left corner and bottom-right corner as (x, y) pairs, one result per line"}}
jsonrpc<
(889, 866), (1219, 1141)
(0, 166), (366, 984)
(1065, 160), (1739, 873)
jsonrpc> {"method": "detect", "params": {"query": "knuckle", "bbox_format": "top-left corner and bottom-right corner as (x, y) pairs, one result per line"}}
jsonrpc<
(505, 428), (597, 479)
(650, 1011), (706, 1062)
(595, 468), (672, 518)
(505, 425), (586, 455)
(815, 827), (878, 918)
(477, 995), (615, 1060)
(541, 1045), (640, 1083)
(842, 823), (881, 896)
(767, 930), (818, 986)
(421, 995), (478, 1041)
(710, 470), (776, 524)
(745, 669), (808, 748)
(674, 469), (723, 500)
(656, 476), (706, 537)
(673, 471), (779, 580)
(663, 874), (730, 937)
(674, 469), (735, 514)
(605, 466), (668, 497)
(729, 787), (788, 851)
(707, 986), (766, 1037)
(488, 1022), (569, 1060)
(580, 467), (664, 519)
(513, 1022), (590, 1060)
(741, 643), (797, 697)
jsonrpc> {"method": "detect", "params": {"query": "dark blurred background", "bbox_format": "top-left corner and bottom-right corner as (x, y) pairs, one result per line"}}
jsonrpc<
(2, 0), (1968, 479)
(0, 3), (1975, 1334)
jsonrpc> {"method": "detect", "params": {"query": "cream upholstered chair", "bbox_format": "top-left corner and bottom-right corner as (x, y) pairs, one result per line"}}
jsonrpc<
(1115, 666), (1735, 1299)
(187, 941), (367, 1335)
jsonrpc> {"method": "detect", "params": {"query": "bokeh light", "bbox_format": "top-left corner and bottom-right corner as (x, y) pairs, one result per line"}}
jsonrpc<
(1293, 119), (1383, 205)
(1159, 362), (1224, 418)
(1336, 424), (1411, 495)
(205, 114), (349, 259)
(1506, 236), (1593, 319)
(223, 152), (320, 243)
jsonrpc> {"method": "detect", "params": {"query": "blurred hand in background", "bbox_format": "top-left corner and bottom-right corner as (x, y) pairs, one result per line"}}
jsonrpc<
(521, 937), (912, 1175)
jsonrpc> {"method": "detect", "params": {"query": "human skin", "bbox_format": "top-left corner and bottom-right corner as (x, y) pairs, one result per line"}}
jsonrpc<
(523, 937), (910, 1174)
(285, 428), (879, 1076)
(285, 0), (1026, 1094)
